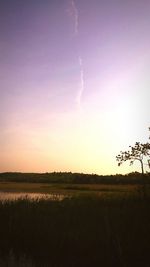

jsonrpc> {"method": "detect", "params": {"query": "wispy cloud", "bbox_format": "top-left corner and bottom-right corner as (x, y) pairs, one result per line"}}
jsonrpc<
(68, 0), (85, 109)
(70, 0), (79, 35)
(76, 56), (85, 109)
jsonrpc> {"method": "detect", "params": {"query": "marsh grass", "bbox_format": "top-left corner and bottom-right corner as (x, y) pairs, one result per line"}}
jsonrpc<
(0, 192), (150, 267)
(0, 181), (142, 196)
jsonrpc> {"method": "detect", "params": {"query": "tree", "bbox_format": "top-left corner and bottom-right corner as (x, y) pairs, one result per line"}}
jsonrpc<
(116, 142), (150, 174)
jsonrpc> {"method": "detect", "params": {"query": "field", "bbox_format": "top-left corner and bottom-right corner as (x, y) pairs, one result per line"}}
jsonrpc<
(0, 181), (142, 195)
(0, 173), (150, 266)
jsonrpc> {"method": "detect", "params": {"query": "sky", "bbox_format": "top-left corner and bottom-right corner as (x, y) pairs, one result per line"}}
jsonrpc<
(0, 0), (150, 174)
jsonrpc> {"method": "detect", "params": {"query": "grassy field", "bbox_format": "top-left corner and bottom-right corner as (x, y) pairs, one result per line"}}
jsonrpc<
(0, 181), (150, 201)
(0, 173), (150, 266)
(0, 181), (141, 194)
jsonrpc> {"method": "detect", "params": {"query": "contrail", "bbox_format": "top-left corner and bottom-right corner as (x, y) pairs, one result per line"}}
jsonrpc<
(76, 56), (85, 108)
(69, 0), (85, 108)
(71, 0), (79, 35)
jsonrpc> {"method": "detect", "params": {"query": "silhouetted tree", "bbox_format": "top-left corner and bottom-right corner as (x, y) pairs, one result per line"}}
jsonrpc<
(116, 142), (150, 174)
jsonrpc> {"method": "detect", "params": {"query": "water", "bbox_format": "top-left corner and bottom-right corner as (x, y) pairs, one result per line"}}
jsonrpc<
(0, 192), (66, 202)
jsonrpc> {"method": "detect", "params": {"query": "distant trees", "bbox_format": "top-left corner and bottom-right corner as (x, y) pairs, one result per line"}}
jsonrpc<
(116, 128), (150, 174)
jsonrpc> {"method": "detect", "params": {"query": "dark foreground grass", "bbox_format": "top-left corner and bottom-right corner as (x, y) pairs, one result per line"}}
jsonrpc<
(0, 194), (150, 267)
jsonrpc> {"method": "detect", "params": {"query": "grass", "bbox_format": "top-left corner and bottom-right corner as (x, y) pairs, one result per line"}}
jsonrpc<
(0, 191), (150, 267)
(0, 181), (142, 194)
(0, 173), (150, 266)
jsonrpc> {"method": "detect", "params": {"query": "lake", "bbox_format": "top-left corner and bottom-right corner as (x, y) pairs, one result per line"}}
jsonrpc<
(0, 192), (66, 201)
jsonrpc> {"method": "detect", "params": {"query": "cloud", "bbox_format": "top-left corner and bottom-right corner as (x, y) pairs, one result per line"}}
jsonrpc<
(68, 1), (85, 109)
(76, 56), (85, 108)
(70, 0), (79, 35)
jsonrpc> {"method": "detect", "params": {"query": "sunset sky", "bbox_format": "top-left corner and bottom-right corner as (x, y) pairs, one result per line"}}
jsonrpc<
(0, 0), (150, 174)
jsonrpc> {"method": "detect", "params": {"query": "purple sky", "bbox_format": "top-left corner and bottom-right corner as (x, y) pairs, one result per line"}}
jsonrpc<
(0, 0), (150, 174)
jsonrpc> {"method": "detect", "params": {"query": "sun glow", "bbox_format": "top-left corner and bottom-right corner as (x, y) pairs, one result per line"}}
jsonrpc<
(0, 0), (149, 174)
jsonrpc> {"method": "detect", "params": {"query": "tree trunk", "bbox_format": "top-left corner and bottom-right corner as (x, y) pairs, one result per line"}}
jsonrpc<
(140, 160), (144, 174)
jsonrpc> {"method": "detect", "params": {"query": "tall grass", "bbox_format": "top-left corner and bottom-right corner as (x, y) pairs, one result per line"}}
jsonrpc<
(0, 193), (150, 266)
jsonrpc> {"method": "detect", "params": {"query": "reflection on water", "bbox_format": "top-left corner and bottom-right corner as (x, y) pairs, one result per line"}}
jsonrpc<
(0, 192), (66, 202)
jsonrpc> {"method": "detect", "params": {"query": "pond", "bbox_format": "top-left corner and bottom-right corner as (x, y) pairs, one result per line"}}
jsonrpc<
(0, 192), (66, 202)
